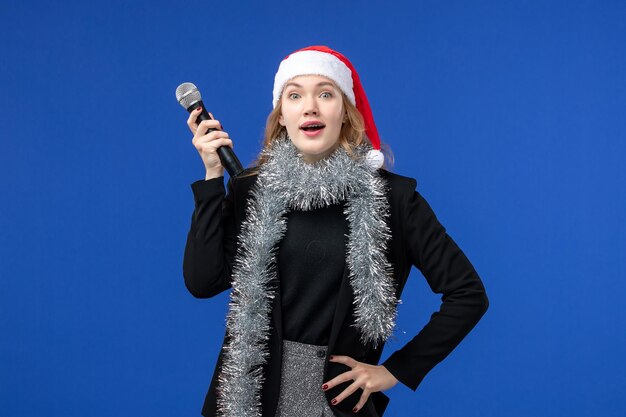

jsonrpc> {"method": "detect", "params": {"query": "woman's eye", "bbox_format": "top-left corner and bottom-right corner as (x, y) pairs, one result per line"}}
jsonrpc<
(287, 92), (332, 99)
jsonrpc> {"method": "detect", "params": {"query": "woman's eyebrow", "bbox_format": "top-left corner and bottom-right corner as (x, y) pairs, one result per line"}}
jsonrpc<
(284, 81), (336, 89)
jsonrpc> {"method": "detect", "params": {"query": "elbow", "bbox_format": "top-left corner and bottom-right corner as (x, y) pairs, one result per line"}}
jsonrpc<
(182, 264), (226, 299)
(470, 273), (489, 318)
(472, 286), (489, 321)
(461, 290), (489, 331)
(463, 283), (489, 322)
(184, 280), (213, 299)
(184, 276), (229, 299)
(183, 269), (211, 298)
(479, 291), (489, 316)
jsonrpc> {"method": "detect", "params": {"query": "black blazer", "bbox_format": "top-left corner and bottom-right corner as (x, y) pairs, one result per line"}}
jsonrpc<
(183, 168), (489, 417)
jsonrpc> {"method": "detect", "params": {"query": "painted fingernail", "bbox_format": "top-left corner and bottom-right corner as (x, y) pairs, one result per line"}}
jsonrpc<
(197, 107), (202, 111)
(331, 399), (337, 405)
(353, 407), (358, 413)
(330, 355), (334, 360)
(322, 384), (328, 390)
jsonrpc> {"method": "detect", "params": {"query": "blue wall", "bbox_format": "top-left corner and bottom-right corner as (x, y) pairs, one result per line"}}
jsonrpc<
(1, 1), (624, 416)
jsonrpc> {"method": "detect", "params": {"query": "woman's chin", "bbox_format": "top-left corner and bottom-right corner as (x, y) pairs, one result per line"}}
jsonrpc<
(289, 132), (340, 162)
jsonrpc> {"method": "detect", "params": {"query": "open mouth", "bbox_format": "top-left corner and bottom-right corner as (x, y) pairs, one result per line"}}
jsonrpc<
(300, 124), (325, 132)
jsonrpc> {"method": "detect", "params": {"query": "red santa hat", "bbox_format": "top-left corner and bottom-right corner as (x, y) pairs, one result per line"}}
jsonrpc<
(272, 45), (384, 169)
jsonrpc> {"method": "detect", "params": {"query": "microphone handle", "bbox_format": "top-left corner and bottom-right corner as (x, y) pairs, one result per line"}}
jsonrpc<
(189, 101), (244, 177)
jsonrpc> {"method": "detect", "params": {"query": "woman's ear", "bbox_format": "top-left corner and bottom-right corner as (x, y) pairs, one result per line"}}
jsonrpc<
(279, 114), (285, 126)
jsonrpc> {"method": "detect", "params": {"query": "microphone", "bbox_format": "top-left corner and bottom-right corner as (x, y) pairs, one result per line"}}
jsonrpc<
(175, 82), (244, 177)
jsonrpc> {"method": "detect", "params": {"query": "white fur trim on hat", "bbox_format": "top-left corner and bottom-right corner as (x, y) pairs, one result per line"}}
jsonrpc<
(272, 50), (355, 108)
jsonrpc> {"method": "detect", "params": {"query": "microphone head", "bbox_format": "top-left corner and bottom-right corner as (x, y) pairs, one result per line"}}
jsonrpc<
(175, 82), (202, 110)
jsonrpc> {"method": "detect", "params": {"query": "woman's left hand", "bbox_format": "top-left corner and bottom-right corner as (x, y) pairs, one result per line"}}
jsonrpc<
(322, 355), (398, 413)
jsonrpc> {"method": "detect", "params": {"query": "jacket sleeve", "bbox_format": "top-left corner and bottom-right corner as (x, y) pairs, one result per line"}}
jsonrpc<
(381, 179), (489, 391)
(182, 176), (238, 298)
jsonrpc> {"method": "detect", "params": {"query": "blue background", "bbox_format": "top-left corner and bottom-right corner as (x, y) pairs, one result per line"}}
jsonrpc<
(1, 1), (624, 416)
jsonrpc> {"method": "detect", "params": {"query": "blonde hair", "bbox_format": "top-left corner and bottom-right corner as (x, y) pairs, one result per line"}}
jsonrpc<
(243, 91), (393, 175)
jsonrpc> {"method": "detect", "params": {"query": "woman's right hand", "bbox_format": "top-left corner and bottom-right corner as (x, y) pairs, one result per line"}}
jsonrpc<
(187, 107), (234, 180)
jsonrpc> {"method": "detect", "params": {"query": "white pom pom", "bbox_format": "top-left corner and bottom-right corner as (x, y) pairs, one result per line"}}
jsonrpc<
(366, 149), (384, 169)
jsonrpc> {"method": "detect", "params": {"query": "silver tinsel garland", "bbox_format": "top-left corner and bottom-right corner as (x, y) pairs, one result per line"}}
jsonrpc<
(216, 134), (399, 417)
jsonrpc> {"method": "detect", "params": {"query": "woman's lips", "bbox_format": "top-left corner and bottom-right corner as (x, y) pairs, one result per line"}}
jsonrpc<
(301, 127), (325, 137)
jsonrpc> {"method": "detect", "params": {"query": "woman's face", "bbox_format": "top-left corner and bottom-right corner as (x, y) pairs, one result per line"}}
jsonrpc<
(279, 74), (346, 163)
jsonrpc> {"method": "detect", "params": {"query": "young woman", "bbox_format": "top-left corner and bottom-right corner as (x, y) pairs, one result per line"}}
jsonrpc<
(183, 45), (489, 417)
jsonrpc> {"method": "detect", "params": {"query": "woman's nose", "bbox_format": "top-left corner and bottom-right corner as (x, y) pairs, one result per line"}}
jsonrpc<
(303, 97), (319, 116)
